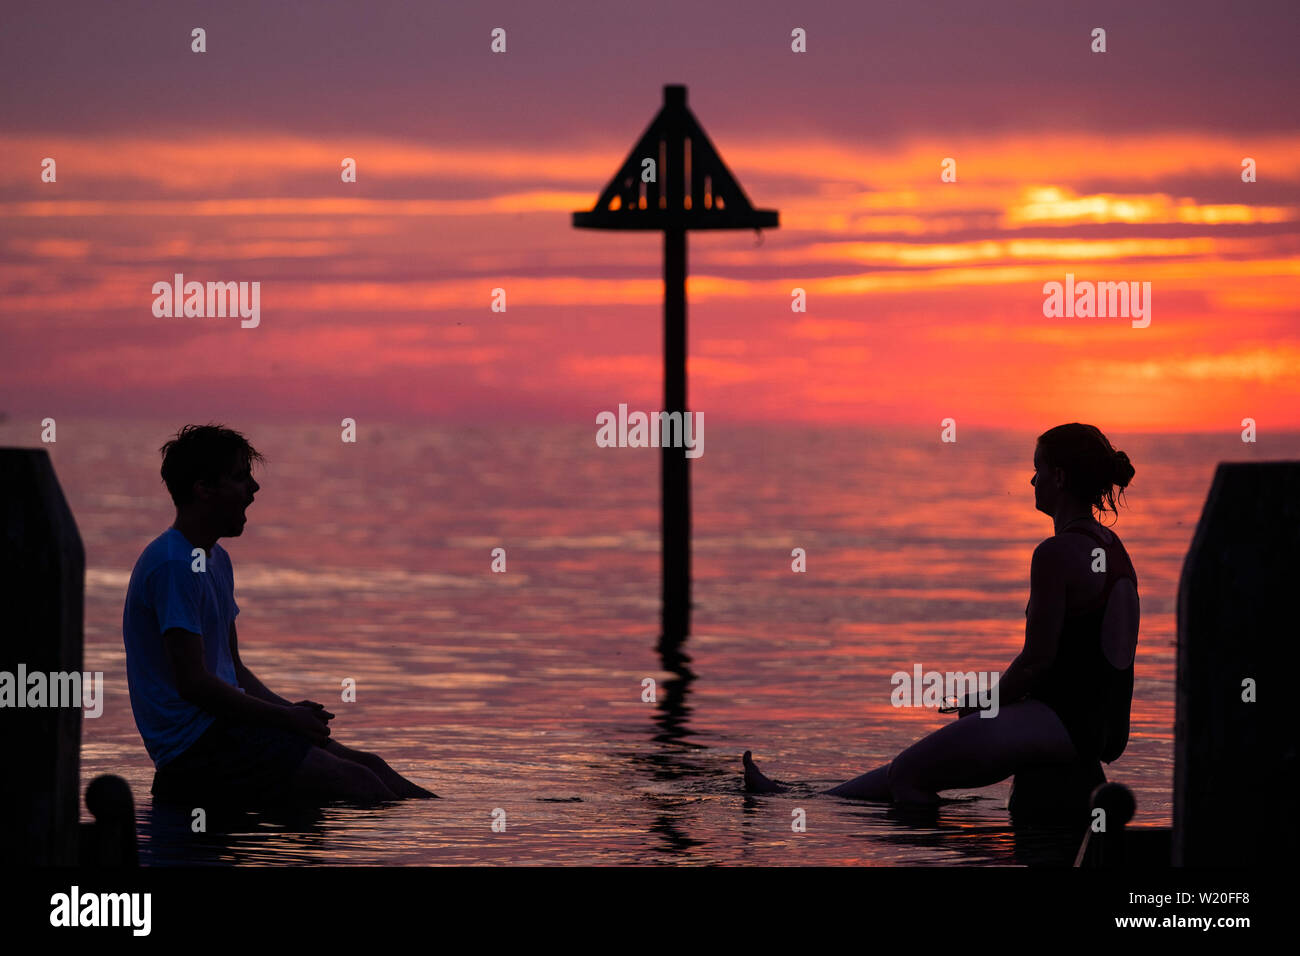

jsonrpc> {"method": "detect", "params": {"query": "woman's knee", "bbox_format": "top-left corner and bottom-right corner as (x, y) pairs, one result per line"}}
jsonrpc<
(886, 752), (924, 790)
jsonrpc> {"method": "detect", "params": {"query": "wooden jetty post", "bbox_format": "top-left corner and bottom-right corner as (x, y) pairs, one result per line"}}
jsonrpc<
(1175, 460), (1300, 865)
(573, 84), (779, 649)
(0, 447), (86, 864)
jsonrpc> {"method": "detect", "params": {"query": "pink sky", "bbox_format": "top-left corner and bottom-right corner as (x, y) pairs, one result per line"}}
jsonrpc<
(2, 1), (1297, 431)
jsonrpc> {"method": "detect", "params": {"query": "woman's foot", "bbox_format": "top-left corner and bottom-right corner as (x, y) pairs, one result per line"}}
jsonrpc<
(742, 751), (787, 793)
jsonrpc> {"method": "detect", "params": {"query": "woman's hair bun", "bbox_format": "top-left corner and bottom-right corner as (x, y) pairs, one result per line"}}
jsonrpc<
(1037, 423), (1134, 518)
(1112, 449), (1135, 488)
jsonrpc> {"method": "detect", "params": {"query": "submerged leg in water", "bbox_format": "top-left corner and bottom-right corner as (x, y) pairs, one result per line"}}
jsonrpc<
(744, 700), (1077, 805)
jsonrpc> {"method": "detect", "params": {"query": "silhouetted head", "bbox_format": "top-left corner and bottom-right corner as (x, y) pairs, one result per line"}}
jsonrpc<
(160, 423), (263, 536)
(84, 774), (135, 822)
(1032, 423), (1134, 522)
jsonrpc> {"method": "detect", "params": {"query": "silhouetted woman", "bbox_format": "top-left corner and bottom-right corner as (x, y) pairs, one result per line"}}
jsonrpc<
(744, 423), (1139, 804)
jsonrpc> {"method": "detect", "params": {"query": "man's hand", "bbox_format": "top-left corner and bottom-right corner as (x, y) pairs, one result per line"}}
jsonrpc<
(293, 700), (335, 723)
(282, 704), (331, 744)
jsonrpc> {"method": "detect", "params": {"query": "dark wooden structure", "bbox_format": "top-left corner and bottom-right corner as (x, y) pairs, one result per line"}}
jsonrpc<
(0, 447), (86, 864)
(1073, 782), (1172, 867)
(1, 447), (139, 866)
(1174, 460), (1300, 865)
(1067, 459), (1300, 867)
(574, 84), (778, 650)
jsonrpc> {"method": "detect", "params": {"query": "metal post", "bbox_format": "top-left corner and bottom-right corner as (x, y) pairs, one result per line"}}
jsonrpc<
(572, 84), (777, 656)
(663, 226), (689, 641)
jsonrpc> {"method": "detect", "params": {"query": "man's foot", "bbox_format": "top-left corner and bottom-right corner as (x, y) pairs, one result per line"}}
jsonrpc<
(398, 781), (439, 799)
(743, 750), (787, 793)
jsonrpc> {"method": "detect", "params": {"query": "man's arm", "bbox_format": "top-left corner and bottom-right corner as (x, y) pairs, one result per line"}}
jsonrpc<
(228, 621), (292, 706)
(164, 628), (329, 744)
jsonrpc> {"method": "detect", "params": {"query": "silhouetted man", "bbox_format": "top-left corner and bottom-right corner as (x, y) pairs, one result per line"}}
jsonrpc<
(122, 423), (434, 806)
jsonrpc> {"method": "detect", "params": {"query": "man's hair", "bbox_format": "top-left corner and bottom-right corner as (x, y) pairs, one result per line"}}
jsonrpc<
(159, 423), (264, 508)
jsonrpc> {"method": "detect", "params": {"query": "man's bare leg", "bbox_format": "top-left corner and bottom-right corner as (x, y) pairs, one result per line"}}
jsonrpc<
(324, 739), (438, 798)
(289, 745), (398, 803)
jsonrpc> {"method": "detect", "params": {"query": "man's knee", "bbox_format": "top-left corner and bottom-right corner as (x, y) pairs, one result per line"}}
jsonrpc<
(338, 760), (392, 800)
(348, 749), (391, 777)
(326, 740), (383, 768)
(294, 747), (391, 801)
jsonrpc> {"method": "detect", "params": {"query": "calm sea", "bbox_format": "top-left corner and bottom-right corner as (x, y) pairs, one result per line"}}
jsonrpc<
(6, 418), (1290, 865)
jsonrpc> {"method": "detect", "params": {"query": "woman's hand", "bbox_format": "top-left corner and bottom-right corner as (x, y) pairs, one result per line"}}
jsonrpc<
(939, 696), (981, 717)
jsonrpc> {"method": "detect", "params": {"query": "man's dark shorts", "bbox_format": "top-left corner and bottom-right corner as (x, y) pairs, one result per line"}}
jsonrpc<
(152, 718), (314, 808)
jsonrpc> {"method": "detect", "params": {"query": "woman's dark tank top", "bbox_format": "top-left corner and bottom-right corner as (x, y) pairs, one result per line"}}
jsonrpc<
(1027, 525), (1138, 764)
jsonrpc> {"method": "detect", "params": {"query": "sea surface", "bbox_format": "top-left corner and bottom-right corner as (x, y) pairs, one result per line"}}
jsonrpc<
(5, 418), (1290, 865)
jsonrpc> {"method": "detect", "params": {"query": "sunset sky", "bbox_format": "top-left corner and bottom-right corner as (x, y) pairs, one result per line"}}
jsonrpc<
(2, 0), (1297, 430)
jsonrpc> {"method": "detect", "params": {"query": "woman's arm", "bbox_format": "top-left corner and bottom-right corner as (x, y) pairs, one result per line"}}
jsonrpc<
(991, 538), (1070, 708)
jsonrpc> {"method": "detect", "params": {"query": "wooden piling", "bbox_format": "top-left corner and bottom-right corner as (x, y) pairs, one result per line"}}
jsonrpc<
(0, 447), (85, 864)
(1174, 460), (1300, 865)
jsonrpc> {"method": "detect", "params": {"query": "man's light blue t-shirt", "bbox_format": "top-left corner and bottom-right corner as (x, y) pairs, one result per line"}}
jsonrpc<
(122, 527), (244, 768)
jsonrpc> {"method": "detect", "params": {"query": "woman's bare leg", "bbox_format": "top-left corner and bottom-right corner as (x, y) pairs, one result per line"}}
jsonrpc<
(873, 699), (1077, 805)
(745, 753), (895, 800)
(824, 763), (893, 800)
(743, 751), (789, 793)
(744, 700), (1076, 804)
